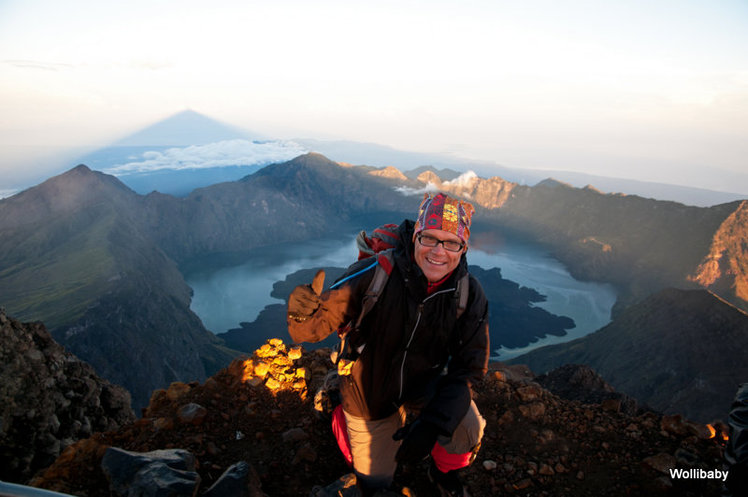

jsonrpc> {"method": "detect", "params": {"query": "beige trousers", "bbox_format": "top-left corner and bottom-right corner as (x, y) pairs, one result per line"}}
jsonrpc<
(343, 400), (485, 489)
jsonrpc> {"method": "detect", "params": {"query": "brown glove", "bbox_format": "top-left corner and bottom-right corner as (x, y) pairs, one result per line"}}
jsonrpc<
(287, 270), (325, 322)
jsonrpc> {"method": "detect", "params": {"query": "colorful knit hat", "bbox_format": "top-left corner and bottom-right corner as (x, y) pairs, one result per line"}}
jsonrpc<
(413, 192), (475, 244)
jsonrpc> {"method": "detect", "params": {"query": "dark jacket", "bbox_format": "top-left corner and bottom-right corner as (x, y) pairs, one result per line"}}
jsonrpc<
(288, 220), (489, 436)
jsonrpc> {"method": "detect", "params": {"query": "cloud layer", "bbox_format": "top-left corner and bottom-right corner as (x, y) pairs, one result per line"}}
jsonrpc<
(103, 139), (308, 175)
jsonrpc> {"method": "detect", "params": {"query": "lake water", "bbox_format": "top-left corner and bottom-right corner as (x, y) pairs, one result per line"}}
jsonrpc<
(186, 234), (617, 360)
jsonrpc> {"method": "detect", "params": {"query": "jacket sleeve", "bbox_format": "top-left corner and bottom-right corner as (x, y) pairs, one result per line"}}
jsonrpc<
(420, 275), (489, 436)
(287, 262), (371, 343)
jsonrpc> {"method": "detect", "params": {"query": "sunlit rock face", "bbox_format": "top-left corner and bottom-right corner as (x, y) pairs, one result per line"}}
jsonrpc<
(690, 200), (748, 306)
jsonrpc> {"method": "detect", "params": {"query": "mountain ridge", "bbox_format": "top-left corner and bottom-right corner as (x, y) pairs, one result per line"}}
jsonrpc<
(0, 164), (237, 410)
(510, 288), (748, 423)
(2, 152), (748, 420)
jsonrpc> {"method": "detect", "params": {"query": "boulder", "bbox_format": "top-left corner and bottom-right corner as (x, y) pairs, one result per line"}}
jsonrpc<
(101, 447), (199, 497)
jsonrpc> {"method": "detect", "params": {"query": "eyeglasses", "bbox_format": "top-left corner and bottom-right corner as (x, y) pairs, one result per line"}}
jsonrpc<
(416, 233), (465, 252)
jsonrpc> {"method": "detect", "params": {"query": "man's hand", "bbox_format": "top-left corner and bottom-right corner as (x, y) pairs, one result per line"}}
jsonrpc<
(393, 418), (440, 463)
(287, 270), (325, 322)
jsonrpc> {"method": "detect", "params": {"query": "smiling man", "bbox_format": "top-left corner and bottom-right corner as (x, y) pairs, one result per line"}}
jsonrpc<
(287, 192), (489, 497)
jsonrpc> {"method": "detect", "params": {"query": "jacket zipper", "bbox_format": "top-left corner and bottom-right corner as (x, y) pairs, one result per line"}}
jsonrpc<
(398, 287), (456, 400)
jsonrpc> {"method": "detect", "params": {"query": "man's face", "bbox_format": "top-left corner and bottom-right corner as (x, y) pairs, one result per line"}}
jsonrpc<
(413, 228), (466, 283)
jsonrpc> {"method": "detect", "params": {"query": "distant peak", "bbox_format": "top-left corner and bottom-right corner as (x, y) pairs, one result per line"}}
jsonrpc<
(288, 152), (336, 165)
(71, 164), (93, 173)
(537, 178), (574, 189)
(53, 164), (130, 191)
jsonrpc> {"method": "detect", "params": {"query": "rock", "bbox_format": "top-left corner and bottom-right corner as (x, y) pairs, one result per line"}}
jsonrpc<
(130, 461), (201, 497)
(254, 362), (270, 378)
(203, 461), (264, 497)
(154, 417), (174, 431)
(293, 443), (318, 464)
(642, 453), (677, 474)
(539, 463), (555, 476)
(0, 313), (135, 483)
(483, 460), (498, 471)
(282, 427), (310, 443)
(177, 403), (208, 426)
(536, 364), (638, 415)
(513, 478), (533, 490)
(515, 385), (543, 402)
(265, 378), (281, 390)
(206, 442), (219, 456)
(518, 402), (546, 420)
(497, 410), (514, 425)
(166, 382), (192, 401)
(601, 399), (622, 412)
(288, 347), (303, 360)
(675, 448), (699, 466)
(101, 447), (198, 497)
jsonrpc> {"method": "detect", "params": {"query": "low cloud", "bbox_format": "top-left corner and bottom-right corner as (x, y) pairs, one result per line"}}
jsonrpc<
(103, 139), (308, 175)
(395, 170), (480, 197)
(394, 182), (440, 196)
(444, 170), (478, 187)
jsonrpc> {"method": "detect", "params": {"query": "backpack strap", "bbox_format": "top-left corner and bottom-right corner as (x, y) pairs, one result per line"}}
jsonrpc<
(330, 258), (379, 290)
(353, 250), (395, 330)
(331, 250), (394, 375)
(455, 273), (470, 320)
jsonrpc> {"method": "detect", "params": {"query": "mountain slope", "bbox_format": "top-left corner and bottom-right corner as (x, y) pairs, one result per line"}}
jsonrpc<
(484, 178), (743, 313)
(0, 310), (135, 483)
(0, 166), (236, 410)
(510, 288), (748, 422)
(0, 154), (416, 409)
(142, 152), (415, 262)
(0, 165), (141, 327)
(3, 153), (747, 419)
(31, 342), (728, 497)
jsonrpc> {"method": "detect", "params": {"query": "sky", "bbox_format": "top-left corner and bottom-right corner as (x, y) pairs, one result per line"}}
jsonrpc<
(1, 0), (747, 194)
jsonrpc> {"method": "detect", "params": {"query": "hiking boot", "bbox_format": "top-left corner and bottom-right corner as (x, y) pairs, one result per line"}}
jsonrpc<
(428, 461), (470, 497)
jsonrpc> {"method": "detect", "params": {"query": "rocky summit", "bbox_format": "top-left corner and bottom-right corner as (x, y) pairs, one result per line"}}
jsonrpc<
(29, 339), (729, 497)
(0, 309), (135, 483)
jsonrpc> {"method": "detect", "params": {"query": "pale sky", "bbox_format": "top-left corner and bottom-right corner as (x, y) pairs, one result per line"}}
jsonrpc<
(1, 0), (747, 193)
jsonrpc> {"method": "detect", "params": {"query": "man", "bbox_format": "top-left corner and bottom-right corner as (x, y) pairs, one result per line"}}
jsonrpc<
(287, 192), (489, 496)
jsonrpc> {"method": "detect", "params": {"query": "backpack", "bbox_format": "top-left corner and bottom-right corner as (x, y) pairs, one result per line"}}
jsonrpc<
(328, 224), (470, 375)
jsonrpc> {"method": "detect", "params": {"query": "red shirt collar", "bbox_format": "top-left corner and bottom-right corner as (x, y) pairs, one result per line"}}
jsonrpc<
(426, 270), (455, 295)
